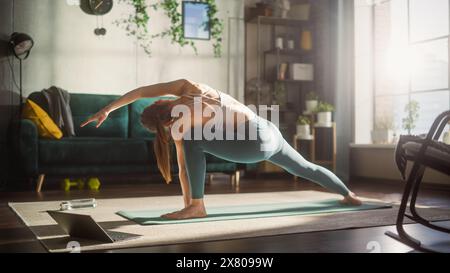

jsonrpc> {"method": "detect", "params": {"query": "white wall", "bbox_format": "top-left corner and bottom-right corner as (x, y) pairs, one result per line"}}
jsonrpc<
(354, 0), (374, 144)
(351, 145), (450, 185)
(13, 0), (245, 99)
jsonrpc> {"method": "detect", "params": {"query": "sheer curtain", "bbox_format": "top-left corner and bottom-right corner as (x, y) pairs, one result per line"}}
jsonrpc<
(327, 0), (355, 181)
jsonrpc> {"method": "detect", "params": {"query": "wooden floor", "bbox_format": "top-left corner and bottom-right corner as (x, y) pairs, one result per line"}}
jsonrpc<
(1, 175), (449, 253)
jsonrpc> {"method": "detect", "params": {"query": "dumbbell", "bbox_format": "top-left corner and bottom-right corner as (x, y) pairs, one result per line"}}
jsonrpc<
(87, 177), (101, 191)
(61, 178), (85, 192)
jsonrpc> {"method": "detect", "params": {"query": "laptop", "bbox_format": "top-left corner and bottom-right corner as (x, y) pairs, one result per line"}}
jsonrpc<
(47, 210), (140, 243)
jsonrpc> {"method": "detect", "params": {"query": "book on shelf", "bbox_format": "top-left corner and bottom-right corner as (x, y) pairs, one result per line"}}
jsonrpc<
(278, 62), (288, 80)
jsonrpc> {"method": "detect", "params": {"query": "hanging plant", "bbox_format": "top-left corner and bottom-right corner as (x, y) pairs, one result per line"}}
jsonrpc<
(113, 0), (154, 55)
(204, 0), (224, 57)
(152, 0), (198, 54)
(153, 0), (223, 57)
(114, 0), (224, 57)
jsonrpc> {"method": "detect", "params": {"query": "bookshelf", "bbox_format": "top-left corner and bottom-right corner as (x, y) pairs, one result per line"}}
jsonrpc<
(245, 2), (322, 174)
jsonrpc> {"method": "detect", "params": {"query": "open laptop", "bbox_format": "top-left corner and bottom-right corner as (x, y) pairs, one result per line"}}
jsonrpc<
(47, 210), (140, 243)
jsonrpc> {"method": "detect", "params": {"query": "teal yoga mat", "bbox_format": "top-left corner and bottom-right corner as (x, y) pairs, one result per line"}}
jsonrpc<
(116, 199), (392, 225)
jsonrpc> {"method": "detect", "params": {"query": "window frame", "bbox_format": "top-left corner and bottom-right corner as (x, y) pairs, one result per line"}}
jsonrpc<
(372, 0), (450, 136)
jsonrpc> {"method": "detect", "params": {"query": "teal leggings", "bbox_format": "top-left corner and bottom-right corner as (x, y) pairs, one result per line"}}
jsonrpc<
(182, 116), (350, 199)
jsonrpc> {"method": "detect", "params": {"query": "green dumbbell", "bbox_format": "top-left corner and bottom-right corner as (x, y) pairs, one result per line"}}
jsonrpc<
(61, 178), (85, 192)
(87, 177), (101, 191)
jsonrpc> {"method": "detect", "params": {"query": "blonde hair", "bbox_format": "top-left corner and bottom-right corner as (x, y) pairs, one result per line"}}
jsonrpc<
(140, 101), (173, 184)
(140, 94), (219, 183)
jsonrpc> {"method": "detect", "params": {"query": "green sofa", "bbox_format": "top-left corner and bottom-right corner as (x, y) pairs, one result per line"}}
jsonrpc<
(16, 92), (242, 192)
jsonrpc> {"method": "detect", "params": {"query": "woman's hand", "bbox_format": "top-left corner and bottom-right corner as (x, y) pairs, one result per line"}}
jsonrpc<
(80, 109), (109, 128)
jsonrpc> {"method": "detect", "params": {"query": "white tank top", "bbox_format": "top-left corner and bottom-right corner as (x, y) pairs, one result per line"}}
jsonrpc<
(217, 91), (257, 122)
(182, 83), (257, 124)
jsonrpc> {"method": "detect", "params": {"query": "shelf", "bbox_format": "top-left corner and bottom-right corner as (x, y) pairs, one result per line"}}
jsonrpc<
(278, 108), (297, 112)
(276, 79), (313, 83)
(246, 16), (312, 27)
(314, 123), (333, 128)
(294, 134), (314, 141)
(312, 160), (334, 165)
(264, 107), (293, 112)
(349, 143), (396, 149)
(270, 107), (297, 112)
(264, 49), (313, 57)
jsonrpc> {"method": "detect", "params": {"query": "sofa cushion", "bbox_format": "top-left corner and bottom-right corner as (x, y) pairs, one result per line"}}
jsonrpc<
(71, 94), (128, 138)
(204, 153), (233, 163)
(40, 164), (158, 176)
(129, 96), (176, 139)
(28, 92), (129, 138)
(22, 99), (63, 139)
(39, 137), (155, 165)
(205, 162), (238, 173)
(28, 92), (51, 113)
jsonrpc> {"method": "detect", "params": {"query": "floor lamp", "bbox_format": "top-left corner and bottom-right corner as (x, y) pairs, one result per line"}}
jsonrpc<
(9, 32), (34, 115)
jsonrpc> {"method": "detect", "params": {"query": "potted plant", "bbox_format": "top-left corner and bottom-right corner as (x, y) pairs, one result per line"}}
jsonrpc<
(296, 115), (311, 137)
(305, 91), (319, 113)
(315, 101), (334, 125)
(444, 130), (450, 145)
(371, 116), (394, 144)
(273, 81), (286, 107)
(402, 100), (420, 135)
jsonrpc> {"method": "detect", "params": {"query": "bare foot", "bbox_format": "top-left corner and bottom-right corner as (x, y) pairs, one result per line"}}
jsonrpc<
(340, 192), (363, 206)
(161, 204), (207, 220)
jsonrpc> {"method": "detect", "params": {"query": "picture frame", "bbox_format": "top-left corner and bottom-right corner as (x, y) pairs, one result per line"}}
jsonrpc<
(182, 1), (211, 40)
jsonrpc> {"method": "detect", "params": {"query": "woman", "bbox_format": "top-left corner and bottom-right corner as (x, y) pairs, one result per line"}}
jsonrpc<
(81, 79), (362, 220)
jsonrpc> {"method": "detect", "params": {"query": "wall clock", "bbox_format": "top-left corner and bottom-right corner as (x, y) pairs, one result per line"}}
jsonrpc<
(80, 0), (113, 36)
(80, 0), (113, 15)
(88, 0), (114, 15)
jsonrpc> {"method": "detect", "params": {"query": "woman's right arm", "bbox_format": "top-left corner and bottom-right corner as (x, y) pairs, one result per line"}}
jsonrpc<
(81, 79), (190, 128)
(174, 139), (191, 207)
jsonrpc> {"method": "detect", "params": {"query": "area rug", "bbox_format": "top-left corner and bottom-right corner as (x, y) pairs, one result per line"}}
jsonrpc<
(8, 191), (450, 252)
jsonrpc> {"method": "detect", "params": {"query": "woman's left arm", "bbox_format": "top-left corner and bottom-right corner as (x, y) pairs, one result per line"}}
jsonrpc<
(81, 79), (190, 128)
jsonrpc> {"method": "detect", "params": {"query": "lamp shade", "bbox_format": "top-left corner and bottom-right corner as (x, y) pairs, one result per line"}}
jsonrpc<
(9, 32), (34, 59)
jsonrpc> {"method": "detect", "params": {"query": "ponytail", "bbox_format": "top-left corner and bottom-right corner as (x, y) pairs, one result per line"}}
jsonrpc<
(154, 117), (172, 184)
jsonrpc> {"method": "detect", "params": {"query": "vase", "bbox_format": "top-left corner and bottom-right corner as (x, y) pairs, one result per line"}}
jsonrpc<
(300, 30), (312, 51)
(272, 0), (290, 18)
(371, 129), (394, 144)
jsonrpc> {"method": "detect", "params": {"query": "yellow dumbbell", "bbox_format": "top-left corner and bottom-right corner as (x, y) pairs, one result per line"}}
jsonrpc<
(87, 177), (101, 191)
(61, 178), (85, 192)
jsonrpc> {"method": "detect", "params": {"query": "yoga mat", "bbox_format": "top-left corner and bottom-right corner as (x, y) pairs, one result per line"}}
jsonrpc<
(117, 199), (392, 225)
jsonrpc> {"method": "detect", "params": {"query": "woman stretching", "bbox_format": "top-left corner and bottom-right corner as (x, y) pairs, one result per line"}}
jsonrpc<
(81, 79), (362, 220)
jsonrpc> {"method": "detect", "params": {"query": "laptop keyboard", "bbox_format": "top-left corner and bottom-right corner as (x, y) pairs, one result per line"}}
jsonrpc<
(107, 231), (139, 242)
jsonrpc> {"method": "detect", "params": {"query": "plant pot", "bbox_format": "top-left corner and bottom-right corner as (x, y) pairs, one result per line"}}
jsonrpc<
(371, 129), (393, 144)
(296, 124), (310, 136)
(317, 112), (332, 125)
(305, 100), (318, 113)
(444, 131), (450, 145)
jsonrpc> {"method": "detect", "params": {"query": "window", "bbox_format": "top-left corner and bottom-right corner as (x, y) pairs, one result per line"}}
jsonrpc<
(373, 0), (449, 139)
